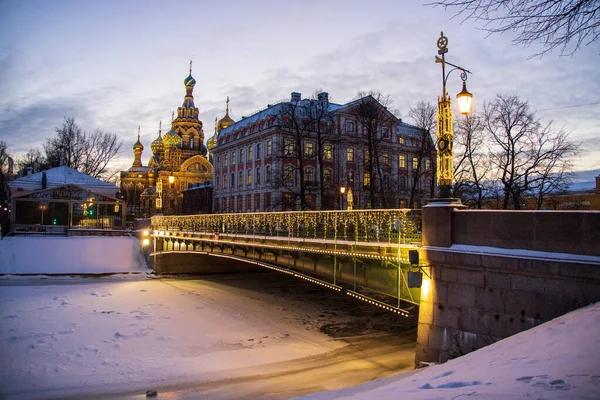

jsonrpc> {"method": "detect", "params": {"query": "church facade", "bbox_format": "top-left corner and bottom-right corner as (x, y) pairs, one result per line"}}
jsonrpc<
(120, 66), (213, 217)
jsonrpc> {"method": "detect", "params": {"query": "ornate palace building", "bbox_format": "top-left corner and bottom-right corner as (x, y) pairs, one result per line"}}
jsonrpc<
(211, 92), (435, 213)
(120, 64), (213, 216)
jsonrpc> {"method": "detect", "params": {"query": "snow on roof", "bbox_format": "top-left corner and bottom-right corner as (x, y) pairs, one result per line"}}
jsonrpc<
(9, 166), (118, 196)
(218, 94), (419, 139)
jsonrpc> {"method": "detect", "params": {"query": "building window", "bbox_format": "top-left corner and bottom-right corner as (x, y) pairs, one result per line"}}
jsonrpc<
(304, 141), (314, 158)
(216, 156), (220, 168)
(180, 182), (186, 191)
(239, 170), (243, 187)
(348, 171), (354, 185)
(324, 168), (332, 184)
(426, 158), (431, 171)
(346, 121), (355, 132)
(347, 148), (354, 162)
(382, 127), (390, 138)
(247, 169), (252, 185)
(256, 167), (261, 184)
(266, 165), (271, 182)
(239, 149), (244, 163)
(223, 174), (227, 189)
(413, 157), (419, 170)
(255, 193), (260, 211)
(216, 176), (220, 189)
(224, 154), (228, 167)
(284, 165), (294, 184)
(398, 136), (405, 145)
(383, 174), (390, 188)
(399, 176), (407, 190)
(246, 195), (251, 211)
(237, 196), (243, 212)
(364, 149), (370, 164)
(231, 172), (235, 188)
(363, 172), (371, 187)
(264, 192), (271, 210)
(190, 137), (194, 149)
(266, 140), (272, 157)
(305, 167), (314, 183)
(284, 139), (294, 156)
(231, 151), (236, 166)
(248, 146), (253, 162)
(399, 154), (406, 169)
(324, 144), (332, 160)
(383, 152), (389, 166)
(256, 143), (261, 159)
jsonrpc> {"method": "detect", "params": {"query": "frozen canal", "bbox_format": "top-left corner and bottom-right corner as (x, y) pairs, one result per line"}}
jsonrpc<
(0, 271), (417, 399)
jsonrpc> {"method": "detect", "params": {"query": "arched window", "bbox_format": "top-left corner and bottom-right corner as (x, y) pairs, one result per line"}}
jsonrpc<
(190, 137), (194, 149)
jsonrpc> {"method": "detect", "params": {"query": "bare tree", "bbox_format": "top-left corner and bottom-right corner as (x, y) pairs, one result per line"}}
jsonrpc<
(44, 117), (86, 170)
(16, 148), (47, 174)
(484, 94), (580, 209)
(82, 128), (122, 179)
(275, 94), (315, 210)
(306, 91), (337, 210)
(408, 101), (437, 206)
(429, 0), (600, 56)
(44, 117), (122, 179)
(350, 92), (398, 209)
(452, 113), (491, 208)
(0, 140), (13, 209)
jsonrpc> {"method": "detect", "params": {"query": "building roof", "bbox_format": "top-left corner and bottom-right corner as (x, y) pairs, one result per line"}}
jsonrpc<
(217, 94), (420, 139)
(9, 166), (119, 196)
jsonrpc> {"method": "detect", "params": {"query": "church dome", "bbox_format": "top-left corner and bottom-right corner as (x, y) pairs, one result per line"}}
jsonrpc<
(151, 133), (164, 154)
(163, 128), (181, 148)
(217, 113), (234, 131)
(217, 96), (235, 131)
(133, 127), (144, 151)
(133, 138), (144, 151)
(184, 74), (196, 87)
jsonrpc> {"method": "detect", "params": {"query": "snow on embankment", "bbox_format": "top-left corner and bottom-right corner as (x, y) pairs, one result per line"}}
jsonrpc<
(300, 302), (600, 399)
(0, 236), (148, 274)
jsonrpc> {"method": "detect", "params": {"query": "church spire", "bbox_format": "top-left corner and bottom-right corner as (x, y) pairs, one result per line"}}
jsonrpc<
(132, 126), (144, 166)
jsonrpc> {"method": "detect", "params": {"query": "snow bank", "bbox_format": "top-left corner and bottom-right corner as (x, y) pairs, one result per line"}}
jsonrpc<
(299, 302), (600, 399)
(0, 236), (148, 274)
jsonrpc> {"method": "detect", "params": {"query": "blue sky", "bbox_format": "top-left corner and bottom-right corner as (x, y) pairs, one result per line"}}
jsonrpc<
(1, 0), (599, 173)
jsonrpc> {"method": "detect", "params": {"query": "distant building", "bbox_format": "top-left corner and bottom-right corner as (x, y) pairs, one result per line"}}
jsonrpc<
(120, 63), (213, 217)
(525, 175), (600, 210)
(210, 92), (434, 212)
(182, 182), (213, 215)
(8, 166), (125, 233)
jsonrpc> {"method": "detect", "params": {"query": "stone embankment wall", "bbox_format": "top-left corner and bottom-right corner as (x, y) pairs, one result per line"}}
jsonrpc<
(416, 205), (600, 365)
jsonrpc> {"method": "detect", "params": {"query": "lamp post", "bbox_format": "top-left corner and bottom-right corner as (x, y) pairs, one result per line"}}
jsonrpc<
(435, 32), (473, 200)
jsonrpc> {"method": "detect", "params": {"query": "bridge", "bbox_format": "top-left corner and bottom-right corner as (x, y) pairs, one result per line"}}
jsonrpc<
(151, 209), (424, 317)
(149, 204), (600, 367)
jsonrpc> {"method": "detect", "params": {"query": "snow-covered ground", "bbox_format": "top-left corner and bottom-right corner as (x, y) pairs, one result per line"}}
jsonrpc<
(1, 236), (599, 399)
(300, 302), (600, 399)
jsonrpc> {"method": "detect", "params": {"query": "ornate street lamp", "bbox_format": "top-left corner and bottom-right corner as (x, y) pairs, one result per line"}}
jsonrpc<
(435, 31), (473, 200)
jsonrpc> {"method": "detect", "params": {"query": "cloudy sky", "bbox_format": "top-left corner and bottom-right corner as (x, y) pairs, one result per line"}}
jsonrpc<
(1, 0), (599, 173)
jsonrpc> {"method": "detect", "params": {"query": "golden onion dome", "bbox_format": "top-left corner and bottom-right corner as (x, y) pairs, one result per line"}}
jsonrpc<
(217, 96), (235, 131)
(133, 127), (144, 150)
(151, 132), (164, 154)
(207, 134), (217, 150)
(163, 127), (181, 148)
(217, 113), (234, 131)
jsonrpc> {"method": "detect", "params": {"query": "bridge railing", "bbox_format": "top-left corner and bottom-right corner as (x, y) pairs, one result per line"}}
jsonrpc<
(152, 209), (422, 244)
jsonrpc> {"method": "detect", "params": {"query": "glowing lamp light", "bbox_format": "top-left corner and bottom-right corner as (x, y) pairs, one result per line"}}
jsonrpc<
(143, 230), (149, 237)
(339, 186), (346, 195)
(421, 277), (431, 298)
(456, 81), (473, 115)
(168, 174), (175, 184)
(142, 238), (150, 246)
